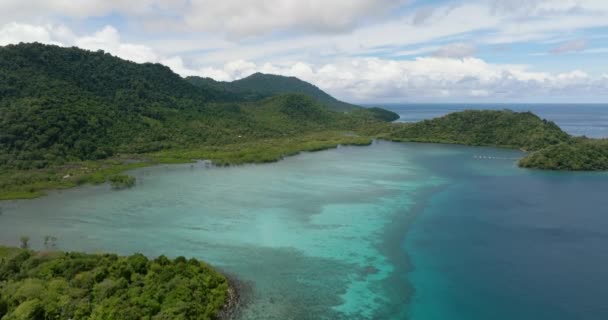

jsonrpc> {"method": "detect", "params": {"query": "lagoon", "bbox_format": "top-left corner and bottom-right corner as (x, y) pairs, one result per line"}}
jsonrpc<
(1, 141), (607, 319)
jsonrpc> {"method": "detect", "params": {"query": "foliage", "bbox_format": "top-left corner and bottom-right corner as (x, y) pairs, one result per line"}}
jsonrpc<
(108, 175), (136, 189)
(386, 109), (571, 151)
(365, 107), (400, 122)
(0, 247), (228, 320)
(519, 138), (608, 171)
(18, 237), (29, 250)
(0, 43), (394, 173)
(188, 72), (364, 112)
(1, 43), (605, 201)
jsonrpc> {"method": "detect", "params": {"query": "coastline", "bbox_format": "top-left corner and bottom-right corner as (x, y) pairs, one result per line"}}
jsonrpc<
(0, 132), (374, 201)
(0, 135), (540, 202)
(218, 273), (251, 320)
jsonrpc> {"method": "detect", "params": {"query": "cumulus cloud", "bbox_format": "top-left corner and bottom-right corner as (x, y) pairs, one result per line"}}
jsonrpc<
(190, 57), (607, 102)
(0, 0), (407, 37)
(550, 39), (588, 54)
(0, 22), (56, 45)
(1, 20), (607, 102)
(74, 26), (159, 63)
(0, 23), (160, 64)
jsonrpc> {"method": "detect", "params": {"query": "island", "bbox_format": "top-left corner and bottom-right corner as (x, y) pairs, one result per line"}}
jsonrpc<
(1, 42), (607, 319)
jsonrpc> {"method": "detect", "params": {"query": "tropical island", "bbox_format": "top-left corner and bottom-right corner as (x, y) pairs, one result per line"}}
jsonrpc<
(0, 43), (396, 200)
(1, 43), (607, 319)
(1, 43), (607, 201)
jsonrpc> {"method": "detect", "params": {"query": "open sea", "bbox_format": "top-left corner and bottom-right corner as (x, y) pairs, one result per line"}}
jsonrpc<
(1, 104), (607, 319)
(378, 103), (608, 138)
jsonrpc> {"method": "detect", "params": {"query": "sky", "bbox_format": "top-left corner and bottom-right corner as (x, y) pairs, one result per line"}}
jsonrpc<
(1, 0), (608, 103)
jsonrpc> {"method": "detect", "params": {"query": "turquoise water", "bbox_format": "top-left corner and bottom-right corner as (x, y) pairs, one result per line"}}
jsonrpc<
(1, 141), (608, 319)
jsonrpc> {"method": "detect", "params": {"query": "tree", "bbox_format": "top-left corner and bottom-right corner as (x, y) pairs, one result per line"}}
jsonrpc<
(43, 235), (58, 249)
(19, 236), (30, 249)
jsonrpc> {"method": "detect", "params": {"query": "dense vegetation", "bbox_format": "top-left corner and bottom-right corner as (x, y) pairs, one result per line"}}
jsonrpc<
(386, 110), (571, 151)
(0, 43), (606, 199)
(0, 43), (394, 170)
(386, 110), (608, 171)
(187, 73), (363, 112)
(0, 246), (228, 319)
(519, 138), (608, 171)
(0, 43), (399, 199)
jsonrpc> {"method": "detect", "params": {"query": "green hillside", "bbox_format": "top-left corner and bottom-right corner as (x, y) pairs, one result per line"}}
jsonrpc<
(0, 43), (393, 171)
(520, 138), (608, 171)
(188, 73), (368, 113)
(0, 43), (395, 199)
(385, 109), (608, 171)
(0, 43), (605, 200)
(386, 110), (571, 151)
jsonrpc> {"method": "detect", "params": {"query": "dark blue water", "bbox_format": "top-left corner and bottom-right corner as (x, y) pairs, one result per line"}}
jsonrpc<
(406, 144), (608, 319)
(378, 104), (608, 138)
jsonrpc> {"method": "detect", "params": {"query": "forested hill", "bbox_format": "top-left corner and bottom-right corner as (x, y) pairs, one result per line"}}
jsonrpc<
(0, 43), (396, 170)
(187, 73), (364, 112)
(387, 110), (571, 151)
(0, 43), (232, 104)
(385, 110), (608, 171)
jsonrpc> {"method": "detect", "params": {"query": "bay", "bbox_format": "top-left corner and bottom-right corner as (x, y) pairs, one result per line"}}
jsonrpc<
(1, 141), (607, 319)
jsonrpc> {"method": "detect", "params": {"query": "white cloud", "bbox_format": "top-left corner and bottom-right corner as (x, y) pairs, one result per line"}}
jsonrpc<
(0, 0), (407, 37)
(0, 22), (56, 46)
(1, 21), (605, 102)
(74, 26), (158, 63)
(0, 23), (160, 65)
(189, 57), (607, 102)
(550, 39), (588, 54)
(160, 56), (195, 77)
(432, 43), (477, 58)
(183, 0), (407, 37)
(0, 0), (170, 24)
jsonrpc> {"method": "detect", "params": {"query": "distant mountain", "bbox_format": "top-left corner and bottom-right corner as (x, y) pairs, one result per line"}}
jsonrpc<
(187, 73), (364, 113)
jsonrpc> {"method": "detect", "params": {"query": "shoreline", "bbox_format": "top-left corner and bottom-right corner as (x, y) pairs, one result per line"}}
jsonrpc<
(0, 138), (522, 202)
(4, 130), (607, 201)
(0, 133), (374, 201)
(218, 273), (252, 320)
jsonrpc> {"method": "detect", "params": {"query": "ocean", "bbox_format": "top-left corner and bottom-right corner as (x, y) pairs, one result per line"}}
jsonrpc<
(377, 103), (608, 138)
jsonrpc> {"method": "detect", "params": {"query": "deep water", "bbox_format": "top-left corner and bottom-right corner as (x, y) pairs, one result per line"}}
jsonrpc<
(1, 141), (608, 319)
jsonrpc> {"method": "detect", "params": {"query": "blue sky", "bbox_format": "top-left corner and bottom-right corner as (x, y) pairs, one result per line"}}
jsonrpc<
(1, 0), (608, 103)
